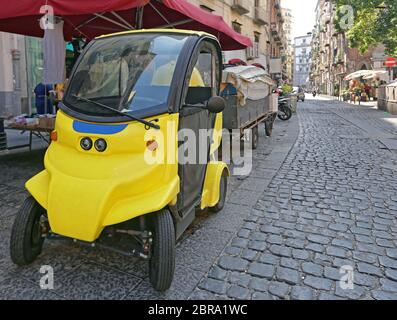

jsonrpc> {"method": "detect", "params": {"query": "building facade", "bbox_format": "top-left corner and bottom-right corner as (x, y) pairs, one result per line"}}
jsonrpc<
(281, 7), (294, 84)
(0, 32), (46, 117)
(0, 33), (28, 117)
(191, 0), (287, 82)
(310, 0), (388, 96)
(293, 35), (312, 89)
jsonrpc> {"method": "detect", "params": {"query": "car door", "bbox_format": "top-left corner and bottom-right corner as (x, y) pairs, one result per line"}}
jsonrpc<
(177, 40), (220, 217)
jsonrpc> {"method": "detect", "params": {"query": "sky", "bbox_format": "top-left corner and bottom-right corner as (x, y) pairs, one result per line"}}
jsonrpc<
(282, 0), (318, 40)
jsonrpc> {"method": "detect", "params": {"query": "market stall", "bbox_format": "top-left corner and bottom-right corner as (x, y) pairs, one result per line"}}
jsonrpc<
(342, 70), (388, 103)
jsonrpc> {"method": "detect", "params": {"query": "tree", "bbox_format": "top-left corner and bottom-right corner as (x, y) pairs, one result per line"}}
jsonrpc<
(333, 0), (397, 56)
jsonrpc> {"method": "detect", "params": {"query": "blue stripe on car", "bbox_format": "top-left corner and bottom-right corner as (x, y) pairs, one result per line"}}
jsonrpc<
(73, 121), (127, 135)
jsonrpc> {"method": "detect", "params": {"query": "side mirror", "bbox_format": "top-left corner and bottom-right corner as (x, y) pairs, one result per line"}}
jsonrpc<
(206, 96), (226, 114)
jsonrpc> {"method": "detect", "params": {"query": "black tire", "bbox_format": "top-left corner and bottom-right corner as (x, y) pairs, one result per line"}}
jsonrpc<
(149, 209), (175, 292)
(278, 106), (292, 121)
(265, 120), (273, 137)
(10, 196), (46, 266)
(210, 171), (228, 213)
(251, 126), (259, 150)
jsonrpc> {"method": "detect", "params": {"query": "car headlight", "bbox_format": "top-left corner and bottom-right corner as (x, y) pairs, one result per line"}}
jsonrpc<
(94, 139), (107, 152)
(80, 137), (93, 151)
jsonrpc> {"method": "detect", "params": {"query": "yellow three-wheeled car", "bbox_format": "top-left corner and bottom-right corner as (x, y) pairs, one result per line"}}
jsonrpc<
(10, 30), (229, 291)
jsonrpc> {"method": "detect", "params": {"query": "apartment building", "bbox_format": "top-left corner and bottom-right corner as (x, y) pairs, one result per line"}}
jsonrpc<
(191, 0), (286, 81)
(268, 0), (286, 82)
(281, 7), (294, 83)
(310, 0), (387, 95)
(293, 35), (312, 89)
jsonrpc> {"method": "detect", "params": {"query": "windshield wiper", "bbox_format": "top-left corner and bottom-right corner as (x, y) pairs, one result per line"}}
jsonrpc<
(72, 95), (160, 130)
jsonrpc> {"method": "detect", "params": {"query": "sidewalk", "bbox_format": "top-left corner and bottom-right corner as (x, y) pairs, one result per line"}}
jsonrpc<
(319, 94), (378, 108)
(316, 95), (397, 152)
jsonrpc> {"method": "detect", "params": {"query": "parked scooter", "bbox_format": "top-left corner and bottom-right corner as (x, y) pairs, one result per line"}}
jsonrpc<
(277, 97), (292, 121)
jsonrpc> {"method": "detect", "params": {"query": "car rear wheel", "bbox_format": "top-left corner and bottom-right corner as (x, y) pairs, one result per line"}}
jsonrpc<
(10, 196), (46, 266)
(251, 126), (259, 150)
(210, 171), (228, 213)
(149, 209), (175, 292)
(265, 119), (274, 137)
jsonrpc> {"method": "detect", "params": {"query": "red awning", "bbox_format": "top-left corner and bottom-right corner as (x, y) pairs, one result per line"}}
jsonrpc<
(0, 0), (252, 50)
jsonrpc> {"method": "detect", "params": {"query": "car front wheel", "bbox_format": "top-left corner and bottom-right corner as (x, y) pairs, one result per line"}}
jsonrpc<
(149, 209), (176, 292)
(10, 196), (47, 266)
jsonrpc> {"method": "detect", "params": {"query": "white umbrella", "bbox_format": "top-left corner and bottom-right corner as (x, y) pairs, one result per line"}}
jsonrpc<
(344, 70), (376, 81)
(362, 70), (388, 80)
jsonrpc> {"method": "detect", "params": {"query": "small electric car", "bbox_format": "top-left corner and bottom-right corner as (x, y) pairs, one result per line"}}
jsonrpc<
(10, 30), (229, 291)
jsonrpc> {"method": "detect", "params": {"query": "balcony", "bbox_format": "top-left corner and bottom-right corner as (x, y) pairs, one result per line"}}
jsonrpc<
(254, 7), (268, 26)
(231, 0), (249, 15)
(270, 23), (279, 35)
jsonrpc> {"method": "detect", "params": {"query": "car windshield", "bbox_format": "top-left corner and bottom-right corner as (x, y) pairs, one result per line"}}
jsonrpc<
(64, 33), (189, 117)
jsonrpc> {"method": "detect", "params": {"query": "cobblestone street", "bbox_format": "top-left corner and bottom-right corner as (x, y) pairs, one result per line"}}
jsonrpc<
(194, 97), (397, 300)
(1, 97), (397, 300)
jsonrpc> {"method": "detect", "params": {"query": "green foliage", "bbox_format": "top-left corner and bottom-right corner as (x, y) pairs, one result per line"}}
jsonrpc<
(333, 0), (397, 56)
(282, 84), (293, 93)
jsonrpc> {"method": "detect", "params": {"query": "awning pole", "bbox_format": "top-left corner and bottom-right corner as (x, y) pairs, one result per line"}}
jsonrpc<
(158, 19), (193, 29)
(111, 11), (135, 30)
(94, 13), (130, 30)
(74, 14), (102, 30)
(135, 7), (144, 29)
(149, 2), (171, 27)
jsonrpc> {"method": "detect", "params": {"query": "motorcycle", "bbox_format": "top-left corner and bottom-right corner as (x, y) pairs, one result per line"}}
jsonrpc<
(277, 97), (292, 121)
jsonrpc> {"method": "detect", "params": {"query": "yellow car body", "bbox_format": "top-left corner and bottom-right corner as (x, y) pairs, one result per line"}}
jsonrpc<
(25, 29), (228, 243)
(26, 111), (227, 242)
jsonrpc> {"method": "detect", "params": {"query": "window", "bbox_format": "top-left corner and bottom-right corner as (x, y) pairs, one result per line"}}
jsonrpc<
(193, 53), (213, 88)
(64, 34), (189, 116)
(232, 22), (242, 34)
(254, 32), (260, 44)
(185, 51), (214, 105)
(200, 5), (214, 12)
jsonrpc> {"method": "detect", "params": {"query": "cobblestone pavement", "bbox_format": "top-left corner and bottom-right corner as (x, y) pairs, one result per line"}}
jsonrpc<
(1, 97), (397, 300)
(192, 97), (397, 300)
(0, 111), (296, 299)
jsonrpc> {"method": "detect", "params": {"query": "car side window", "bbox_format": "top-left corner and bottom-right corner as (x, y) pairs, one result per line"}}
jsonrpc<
(191, 52), (212, 87)
(184, 51), (214, 105)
